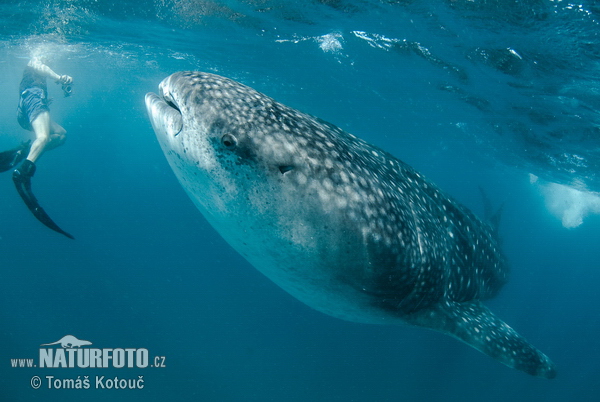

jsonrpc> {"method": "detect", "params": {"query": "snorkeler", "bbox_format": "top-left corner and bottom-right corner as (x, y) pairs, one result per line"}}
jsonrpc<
(0, 57), (74, 239)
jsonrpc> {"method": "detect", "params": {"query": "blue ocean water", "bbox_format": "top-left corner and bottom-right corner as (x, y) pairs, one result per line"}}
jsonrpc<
(0, 0), (599, 400)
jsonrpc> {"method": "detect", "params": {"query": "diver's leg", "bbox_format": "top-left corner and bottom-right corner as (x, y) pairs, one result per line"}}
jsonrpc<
(27, 110), (52, 163)
(45, 121), (67, 152)
(11, 114), (73, 239)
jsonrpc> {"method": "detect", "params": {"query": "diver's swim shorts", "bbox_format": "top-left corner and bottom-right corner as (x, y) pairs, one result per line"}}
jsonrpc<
(17, 87), (49, 131)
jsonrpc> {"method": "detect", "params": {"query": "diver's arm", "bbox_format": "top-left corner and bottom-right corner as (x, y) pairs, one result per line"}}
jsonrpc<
(28, 58), (72, 85)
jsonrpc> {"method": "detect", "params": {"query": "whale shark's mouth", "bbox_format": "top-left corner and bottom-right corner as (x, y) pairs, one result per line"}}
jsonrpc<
(145, 90), (183, 138)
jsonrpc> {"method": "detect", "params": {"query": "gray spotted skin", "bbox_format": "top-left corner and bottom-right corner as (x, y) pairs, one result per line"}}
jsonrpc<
(146, 71), (556, 378)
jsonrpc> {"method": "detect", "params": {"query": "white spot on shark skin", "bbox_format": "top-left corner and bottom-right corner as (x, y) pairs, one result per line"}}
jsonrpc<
(146, 71), (556, 379)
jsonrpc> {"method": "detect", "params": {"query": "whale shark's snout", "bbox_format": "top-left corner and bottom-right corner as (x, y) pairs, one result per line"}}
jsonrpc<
(145, 77), (183, 138)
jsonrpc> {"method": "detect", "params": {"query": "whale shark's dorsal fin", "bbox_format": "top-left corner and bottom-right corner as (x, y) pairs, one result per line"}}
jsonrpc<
(479, 186), (504, 237)
(407, 300), (556, 379)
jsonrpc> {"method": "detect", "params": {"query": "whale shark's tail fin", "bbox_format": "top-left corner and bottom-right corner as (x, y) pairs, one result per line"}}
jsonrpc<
(0, 141), (31, 173)
(408, 300), (556, 379)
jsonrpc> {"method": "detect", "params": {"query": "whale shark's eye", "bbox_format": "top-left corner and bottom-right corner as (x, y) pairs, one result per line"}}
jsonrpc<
(221, 133), (238, 149)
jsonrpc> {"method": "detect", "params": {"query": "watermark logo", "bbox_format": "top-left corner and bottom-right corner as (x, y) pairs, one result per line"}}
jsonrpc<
(11, 334), (166, 391)
(41, 335), (92, 348)
(38, 334), (148, 369)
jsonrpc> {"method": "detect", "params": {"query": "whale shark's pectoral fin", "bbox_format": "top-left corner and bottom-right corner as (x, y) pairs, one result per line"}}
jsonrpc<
(407, 300), (556, 379)
(13, 163), (74, 240)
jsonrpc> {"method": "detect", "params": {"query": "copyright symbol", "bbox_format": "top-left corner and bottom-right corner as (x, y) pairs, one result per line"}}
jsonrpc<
(30, 376), (41, 389)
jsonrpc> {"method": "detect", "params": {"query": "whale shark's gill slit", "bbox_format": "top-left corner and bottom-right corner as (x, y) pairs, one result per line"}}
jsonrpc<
(278, 165), (295, 175)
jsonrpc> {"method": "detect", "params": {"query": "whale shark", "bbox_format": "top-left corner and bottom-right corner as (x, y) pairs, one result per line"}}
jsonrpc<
(145, 71), (556, 378)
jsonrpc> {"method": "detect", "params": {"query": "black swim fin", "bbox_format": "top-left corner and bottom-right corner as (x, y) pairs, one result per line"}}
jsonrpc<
(12, 160), (74, 240)
(0, 140), (31, 173)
